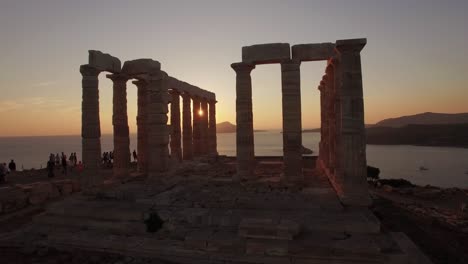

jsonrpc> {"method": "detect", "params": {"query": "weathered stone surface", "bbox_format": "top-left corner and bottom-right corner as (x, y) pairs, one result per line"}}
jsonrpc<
(242, 43), (290, 64)
(88, 50), (121, 73)
(0, 186), (28, 213)
(29, 182), (54, 205)
(291, 43), (335, 61)
(122, 59), (161, 75)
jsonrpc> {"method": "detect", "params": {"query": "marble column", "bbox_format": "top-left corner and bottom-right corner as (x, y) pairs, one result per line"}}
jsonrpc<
(208, 100), (218, 155)
(281, 60), (303, 181)
(182, 93), (193, 160)
(317, 82), (329, 170)
(170, 90), (182, 162)
(192, 97), (202, 156)
(200, 99), (209, 155)
(231, 62), (255, 180)
(134, 79), (148, 173)
(107, 73), (130, 178)
(80, 64), (102, 186)
(326, 65), (337, 173)
(335, 38), (370, 206)
(146, 72), (170, 177)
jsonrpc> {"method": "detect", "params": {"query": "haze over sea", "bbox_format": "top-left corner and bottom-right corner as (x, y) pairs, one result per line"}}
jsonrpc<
(1, 131), (467, 188)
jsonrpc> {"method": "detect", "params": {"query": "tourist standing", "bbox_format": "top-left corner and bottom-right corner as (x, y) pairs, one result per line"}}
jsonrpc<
(47, 159), (55, 178)
(0, 163), (5, 183)
(132, 150), (137, 162)
(8, 159), (16, 172)
(55, 153), (60, 166)
(61, 153), (67, 174)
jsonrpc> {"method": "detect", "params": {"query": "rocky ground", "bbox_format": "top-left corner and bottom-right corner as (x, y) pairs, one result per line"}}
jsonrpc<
(0, 158), (466, 263)
(370, 182), (468, 264)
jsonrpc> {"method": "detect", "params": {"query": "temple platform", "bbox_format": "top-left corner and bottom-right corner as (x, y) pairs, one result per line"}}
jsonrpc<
(2, 157), (432, 263)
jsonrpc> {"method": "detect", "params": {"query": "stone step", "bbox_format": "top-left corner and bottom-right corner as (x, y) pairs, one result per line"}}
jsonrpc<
(45, 198), (148, 222)
(33, 214), (147, 235)
(238, 218), (300, 240)
(166, 207), (379, 234)
(30, 228), (427, 264)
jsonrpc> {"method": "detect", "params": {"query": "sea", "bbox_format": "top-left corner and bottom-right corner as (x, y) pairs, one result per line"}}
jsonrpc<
(1, 131), (467, 188)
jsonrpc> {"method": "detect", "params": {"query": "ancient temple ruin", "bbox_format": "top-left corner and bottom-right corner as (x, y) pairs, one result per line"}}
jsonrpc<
(3, 44), (431, 264)
(232, 38), (369, 206)
(80, 51), (217, 183)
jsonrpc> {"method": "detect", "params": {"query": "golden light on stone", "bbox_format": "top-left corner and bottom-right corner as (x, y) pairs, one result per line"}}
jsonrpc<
(199, 109), (204, 116)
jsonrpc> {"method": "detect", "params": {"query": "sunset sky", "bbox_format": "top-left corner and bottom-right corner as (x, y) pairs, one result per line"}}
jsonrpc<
(0, 0), (467, 136)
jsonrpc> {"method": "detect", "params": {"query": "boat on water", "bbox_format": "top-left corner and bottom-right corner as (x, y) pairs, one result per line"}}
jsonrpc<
(419, 166), (429, 171)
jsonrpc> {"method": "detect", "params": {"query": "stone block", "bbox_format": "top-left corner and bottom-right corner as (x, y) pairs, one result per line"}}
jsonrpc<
(0, 186), (28, 213)
(53, 180), (73, 195)
(291, 43), (335, 61)
(242, 43), (290, 64)
(246, 239), (289, 256)
(88, 50), (121, 73)
(122, 59), (161, 75)
(28, 182), (59, 205)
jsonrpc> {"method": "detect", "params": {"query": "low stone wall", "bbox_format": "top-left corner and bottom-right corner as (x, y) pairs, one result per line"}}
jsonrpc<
(0, 179), (81, 215)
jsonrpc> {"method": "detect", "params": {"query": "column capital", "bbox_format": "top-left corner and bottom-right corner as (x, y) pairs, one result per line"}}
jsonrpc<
(80, 64), (101, 77)
(106, 73), (129, 82)
(169, 89), (180, 96)
(335, 38), (366, 54)
(280, 59), (301, 71)
(231, 62), (255, 73)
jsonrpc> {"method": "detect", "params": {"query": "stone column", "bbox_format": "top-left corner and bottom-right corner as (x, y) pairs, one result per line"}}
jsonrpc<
(182, 93), (193, 160)
(200, 99), (209, 155)
(80, 64), (102, 186)
(317, 81), (330, 171)
(170, 90), (182, 162)
(231, 62), (255, 180)
(146, 72), (170, 177)
(326, 65), (337, 173)
(208, 100), (218, 155)
(134, 79), (148, 173)
(281, 60), (303, 181)
(335, 38), (370, 206)
(107, 74), (130, 178)
(192, 97), (202, 156)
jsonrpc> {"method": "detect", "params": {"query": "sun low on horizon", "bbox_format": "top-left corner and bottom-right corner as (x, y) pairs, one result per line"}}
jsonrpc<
(0, 0), (467, 137)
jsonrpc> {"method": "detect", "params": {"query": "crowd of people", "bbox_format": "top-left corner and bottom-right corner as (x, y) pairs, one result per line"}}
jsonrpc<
(0, 160), (16, 183)
(46, 152), (83, 178)
(1, 149), (140, 183)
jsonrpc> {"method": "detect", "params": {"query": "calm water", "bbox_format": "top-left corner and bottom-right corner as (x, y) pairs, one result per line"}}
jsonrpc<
(1, 132), (467, 188)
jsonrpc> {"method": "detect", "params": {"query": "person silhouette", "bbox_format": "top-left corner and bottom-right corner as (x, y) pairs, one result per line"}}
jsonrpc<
(8, 159), (16, 171)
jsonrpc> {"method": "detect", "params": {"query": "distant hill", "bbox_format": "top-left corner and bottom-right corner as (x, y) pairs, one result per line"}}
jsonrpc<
(366, 123), (468, 148)
(217, 122), (268, 133)
(375, 112), (468, 128)
(217, 122), (236, 133)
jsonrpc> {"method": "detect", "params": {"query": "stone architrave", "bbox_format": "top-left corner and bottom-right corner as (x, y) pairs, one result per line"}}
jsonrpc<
(200, 99), (209, 155)
(107, 74), (130, 178)
(170, 90), (182, 162)
(134, 79), (148, 173)
(146, 72), (170, 177)
(281, 60), (303, 181)
(231, 62), (255, 180)
(208, 100), (218, 155)
(334, 38), (370, 206)
(192, 97), (202, 156)
(80, 64), (102, 186)
(182, 93), (193, 160)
